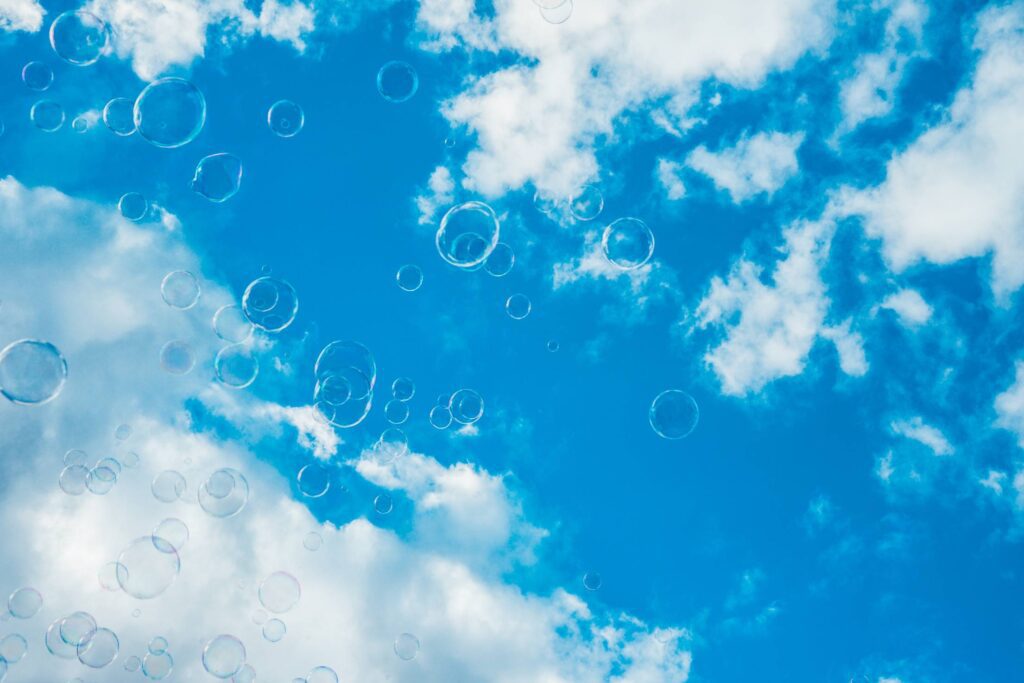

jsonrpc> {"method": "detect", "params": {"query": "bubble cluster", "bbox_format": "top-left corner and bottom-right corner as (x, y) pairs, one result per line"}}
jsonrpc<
(396, 264), (423, 292)
(313, 340), (376, 428)
(119, 192), (148, 221)
(436, 201), (501, 268)
(242, 276), (299, 332)
(202, 635), (246, 679)
(0, 339), (68, 405)
(649, 389), (699, 439)
(50, 10), (110, 65)
(103, 97), (136, 136)
(602, 218), (655, 270)
(268, 100), (304, 137)
(258, 571), (301, 614)
(134, 78), (206, 148)
(376, 61), (419, 103)
(198, 468), (250, 517)
(192, 153), (243, 202)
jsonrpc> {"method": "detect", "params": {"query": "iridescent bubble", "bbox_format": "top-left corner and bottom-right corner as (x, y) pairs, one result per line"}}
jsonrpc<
(213, 305), (253, 343)
(396, 264), (423, 292)
(98, 561), (121, 591)
(436, 201), (500, 269)
(22, 61), (53, 91)
(372, 428), (408, 464)
(116, 536), (180, 599)
(134, 78), (206, 148)
(59, 464), (89, 495)
(161, 270), (200, 309)
(152, 518), (189, 553)
(602, 218), (654, 270)
(103, 97), (136, 135)
(258, 572), (300, 614)
(198, 468), (249, 518)
(649, 389), (699, 439)
(0, 634), (27, 663)
(449, 389), (484, 424)
(262, 618), (286, 643)
(86, 465), (117, 494)
(124, 655), (142, 672)
(296, 463), (330, 498)
(394, 633), (419, 661)
(233, 664), (257, 683)
(7, 587), (42, 618)
(384, 399), (409, 425)
(484, 243), (515, 277)
(71, 115), (89, 133)
(428, 405), (452, 430)
(242, 276), (298, 332)
(115, 423), (133, 440)
(60, 612), (97, 647)
(0, 339), (67, 405)
(118, 192), (148, 221)
(148, 636), (169, 655)
(302, 532), (322, 551)
(373, 493), (393, 515)
(202, 635), (246, 679)
(583, 571), (602, 591)
(376, 61), (418, 103)
(391, 377), (415, 401)
(160, 340), (196, 375)
(505, 293), (532, 320)
(547, 340), (560, 352)
(306, 666), (339, 683)
(570, 184), (604, 221)
(49, 10), (110, 65)
(77, 627), (119, 668)
(540, 0), (573, 23)
(215, 344), (259, 389)
(31, 100), (65, 131)
(268, 100), (304, 137)
(151, 470), (187, 503)
(192, 153), (243, 203)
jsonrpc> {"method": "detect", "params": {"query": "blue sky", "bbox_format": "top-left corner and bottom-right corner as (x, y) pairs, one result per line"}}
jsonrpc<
(0, 0), (1023, 682)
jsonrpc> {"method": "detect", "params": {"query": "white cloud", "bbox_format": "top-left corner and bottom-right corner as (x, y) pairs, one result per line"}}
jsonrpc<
(415, 165), (456, 225)
(257, 0), (315, 49)
(685, 131), (805, 203)
(995, 359), (1024, 448)
(0, 0), (43, 32)
(822, 319), (869, 377)
(878, 288), (933, 327)
(890, 416), (954, 455)
(655, 158), (687, 201)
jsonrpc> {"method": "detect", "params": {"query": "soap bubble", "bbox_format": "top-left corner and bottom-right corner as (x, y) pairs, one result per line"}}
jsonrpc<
(96, 456), (122, 476)
(31, 100), (65, 131)
(192, 153), (243, 202)
(0, 634), (27, 663)
(59, 464), (89, 495)
(64, 448), (88, 465)
(372, 428), (408, 464)
(484, 243), (515, 277)
(242, 276), (298, 332)
(125, 655), (142, 672)
(258, 572), (301, 614)
(233, 664), (257, 683)
(143, 651), (174, 679)
(570, 184), (604, 221)
(396, 264), (423, 292)
(151, 470), (187, 503)
(436, 201), (500, 268)
(152, 518), (189, 553)
(60, 612), (97, 647)
(394, 633), (419, 661)
(50, 10), (109, 65)
(268, 100), (304, 137)
(71, 115), (89, 132)
(86, 466), (117, 494)
(198, 468), (249, 518)
(77, 627), (119, 668)
(505, 293), (532, 320)
(649, 389), (699, 439)
(540, 0), (573, 23)
(449, 389), (484, 424)
(373, 493), (393, 515)
(315, 340), (376, 394)
(296, 463), (330, 498)
(122, 450), (140, 468)
(98, 561), (121, 591)
(384, 399), (409, 425)
(428, 405), (452, 430)
(7, 587), (42, 618)
(0, 339), (67, 404)
(115, 423), (133, 440)
(22, 61), (53, 90)
(134, 78), (206, 148)
(306, 666), (339, 683)
(583, 571), (602, 591)
(116, 536), (180, 599)
(119, 192), (148, 221)
(303, 532), (322, 551)
(547, 340), (560, 352)
(215, 344), (259, 389)
(103, 97), (136, 135)
(161, 270), (200, 309)
(148, 636), (169, 655)
(213, 305), (254, 343)
(313, 392), (372, 429)
(47, 618), (78, 658)
(602, 218), (654, 269)
(533, 189), (563, 217)
(262, 618), (286, 642)
(202, 635), (246, 679)
(376, 61), (418, 103)
(159, 340), (195, 375)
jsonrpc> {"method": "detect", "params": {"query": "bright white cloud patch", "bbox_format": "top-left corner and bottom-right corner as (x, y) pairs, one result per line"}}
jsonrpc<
(656, 158), (687, 201)
(416, 165), (456, 225)
(890, 416), (954, 455)
(995, 360), (1024, 448)
(685, 131), (805, 203)
(822, 319), (869, 377)
(879, 288), (933, 327)
(0, 0), (43, 32)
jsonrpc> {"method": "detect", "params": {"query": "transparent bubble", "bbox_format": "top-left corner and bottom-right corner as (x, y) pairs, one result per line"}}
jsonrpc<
(570, 184), (604, 221)
(59, 464), (90, 495)
(125, 655), (142, 672)
(303, 532), (322, 551)
(307, 666), (339, 683)
(151, 470), (187, 503)
(86, 465), (117, 494)
(262, 618), (286, 643)
(122, 450), (140, 468)
(116, 536), (180, 599)
(583, 571), (602, 591)
(649, 389), (699, 439)
(47, 620), (77, 659)
(268, 100), (304, 137)
(373, 493), (393, 515)
(436, 201), (500, 268)
(534, 189), (563, 217)
(428, 405), (452, 430)
(161, 270), (200, 309)
(602, 218), (654, 269)
(0, 339), (67, 405)
(153, 518), (189, 553)
(7, 587), (42, 618)
(96, 456), (123, 476)
(315, 340), (376, 394)
(202, 635), (246, 679)
(242, 276), (298, 332)
(103, 97), (136, 136)
(198, 468), (249, 518)
(394, 633), (419, 661)
(396, 264), (423, 292)
(258, 572), (301, 614)
(60, 612), (97, 647)
(215, 344), (259, 389)
(64, 448), (88, 465)
(384, 399), (409, 425)
(540, 0), (574, 23)
(115, 423), (133, 440)
(118, 192), (148, 221)
(50, 10), (110, 65)
(372, 428), (408, 464)
(314, 392), (372, 429)
(251, 609), (268, 625)
(134, 78), (206, 148)
(71, 115), (89, 133)
(31, 99), (65, 131)
(376, 61), (418, 103)
(213, 305), (254, 343)
(160, 340), (196, 375)
(391, 377), (415, 401)
(0, 634), (27, 663)
(233, 664), (257, 683)
(98, 561), (121, 591)
(505, 293), (532, 320)
(484, 243), (515, 277)
(547, 340), (560, 352)
(77, 627), (119, 668)
(449, 389), (484, 424)
(296, 463), (330, 498)
(22, 61), (53, 91)
(317, 375), (352, 406)
(148, 636), (169, 655)
(192, 153), (243, 203)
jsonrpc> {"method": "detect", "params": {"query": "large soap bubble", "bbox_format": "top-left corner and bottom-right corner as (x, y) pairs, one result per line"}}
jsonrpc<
(116, 536), (181, 599)
(103, 97), (136, 136)
(602, 218), (654, 269)
(376, 61), (418, 103)
(242, 276), (298, 332)
(648, 389), (699, 439)
(50, 10), (110, 65)
(198, 468), (249, 518)
(22, 61), (53, 90)
(202, 635), (246, 679)
(268, 100), (304, 137)
(31, 100), (65, 131)
(134, 78), (206, 148)
(192, 153), (243, 203)
(258, 571), (301, 614)
(215, 344), (259, 388)
(77, 627), (119, 668)
(7, 587), (42, 618)
(436, 201), (500, 268)
(0, 339), (67, 405)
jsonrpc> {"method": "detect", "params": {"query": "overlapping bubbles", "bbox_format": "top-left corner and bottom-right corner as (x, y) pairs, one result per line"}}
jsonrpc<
(313, 340), (376, 428)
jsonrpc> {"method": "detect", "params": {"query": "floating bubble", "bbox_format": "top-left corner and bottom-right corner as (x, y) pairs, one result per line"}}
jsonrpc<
(649, 389), (699, 439)
(583, 571), (602, 591)
(86, 465), (117, 494)
(428, 405), (452, 430)
(122, 451), (140, 468)
(22, 61), (53, 91)
(118, 192), (148, 221)
(317, 375), (352, 406)
(391, 377), (415, 401)
(396, 264), (423, 292)
(436, 201), (500, 268)
(31, 100), (65, 131)
(505, 293), (532, 320)
(258, 572), (300, 614)
(50, 10), (110, 65)
(198, 468), (249, 518)
(60, 612), (97, 647)
(484, 243), (515, 277)
(161, 270), (200, 309)
(303, 531), (322, 551)
(103, 97), (136, 135)
(192, 153), (243, 203)
(160, 340), (196, 375)
(296, 463), (330, 498)
(315, 340), (376, 394)
(0, 634), (27, 663)
(242, 276), (298, 332)
(64, 448), (88, 465)
(394, 633), (419, 661)
(373, 493), (393, 515)
(262, 618), (286, 643)
(0, 339), (67, 405)
(376, 61), (418, 103)
(533, 189), (562, 217)
(46, 620), (77, 659)
(602, 218), (654, 270)
(148, 636), (169, 655)
(153, 518), (189, 553)
(215, 344), (259, 389)
(384, 399), (409, 425)
(114, 423), (133, 440)
(268, 100), (304, 137)
(202, 635), (246, 679)
(96, 456), (123, 476)
(547, 340), (560, 352)
(7, 587), (42, 618)
(372, 428), (408, 464)
(151, 470), (187, 503)
(59, 464), (89, 495)
(125, 655), (142, 672)
(71, 115), (89, 133)
(98, 561), (121, 591)
(233, 663), (257, 683)
(540, 0), (573, 23)
(77, 627), (119, 668)
(213, 305), (254, 343)
(306, 666), (339, 683)
(570, 184), (604, 221)
(116, 536), (180, 599)
(449, 389), (484, 424)
(134, 78), (206, 148)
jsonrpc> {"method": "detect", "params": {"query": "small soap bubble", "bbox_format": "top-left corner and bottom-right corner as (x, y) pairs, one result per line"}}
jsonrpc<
(103, 97), (136, 135)
(148, 636), (169, 655)
(391, 377), (415, 401)
(303, 531), (322, 551)
(151, 470), (187, 503)
(505, 293), (532, 320)
(268, 100), (304, 137)
(124, 655), (142, 672)
(122, 450), (140, 468)
(192, 153), (243, 203)
(262, 618), (286, 643)
(160, 340), (196, 375)
(484, 243), (515, 277)
(135, 78), (206, 148)
(233, 664), (257, 683)
(602, 218), (655, 270)
(213, 305), (254, 343)
(396, 264), (423, 292)
(115, 423), (133, 440)
(384, 399), (409, 425)
(161, 270), (200, 309)
(649, 389), (699, 439)
(394, 633), (419, 661)
(31, 100), (65, 131)
(583, 571), (602, 591)
(202, 635), (246, 679)
(540, 0), (574, 23)
(258, 571), (301, 614)
(119, 192), (148, 221)
(71, 115), (89, 133)
(59, 465), (89, 495)
(428, 405), (452, 430)
(376, 61), (419, 103)
(215, 344), (259, 389)
(547, 340), (560, 352)
(296, 463), (330, 498)
(373, 493), (394, 515)
(22, 61), (53, 91)
(0, 339), (67, 404)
